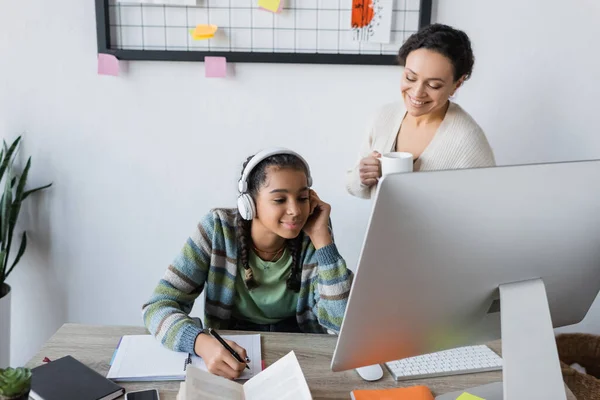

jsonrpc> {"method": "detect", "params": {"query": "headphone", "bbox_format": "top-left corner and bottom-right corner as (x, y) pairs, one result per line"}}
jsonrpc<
(237, 147), (313, 221)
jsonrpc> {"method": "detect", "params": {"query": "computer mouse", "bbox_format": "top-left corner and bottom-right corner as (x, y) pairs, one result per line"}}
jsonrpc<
(355, 364), (384, 381)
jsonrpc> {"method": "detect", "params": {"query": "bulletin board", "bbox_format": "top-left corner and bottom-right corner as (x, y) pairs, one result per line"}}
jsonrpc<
(95, 0), (432, 65)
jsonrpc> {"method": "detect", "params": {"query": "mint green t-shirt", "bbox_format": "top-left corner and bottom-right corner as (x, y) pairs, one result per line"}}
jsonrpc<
(232, 248), (299, 324)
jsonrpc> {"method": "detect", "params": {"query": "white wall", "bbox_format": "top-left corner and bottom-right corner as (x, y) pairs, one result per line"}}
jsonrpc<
(1, 0), (599, 366)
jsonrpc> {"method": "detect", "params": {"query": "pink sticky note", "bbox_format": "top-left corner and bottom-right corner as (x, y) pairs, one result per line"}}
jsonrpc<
(97, 53), (120, 76)
(205, 56), (227, 78)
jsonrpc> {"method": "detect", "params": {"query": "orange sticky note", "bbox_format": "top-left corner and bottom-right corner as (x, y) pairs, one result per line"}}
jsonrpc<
(351, 385), (434, 400)
(191, 24), (218, 40)
(258, 0), (282, 13)
(457, 393), (485, 400)
(97, 54), (119, 76)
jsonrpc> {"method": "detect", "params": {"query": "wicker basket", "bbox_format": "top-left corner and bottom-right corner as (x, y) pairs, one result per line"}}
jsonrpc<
(556, 333), (600, 400)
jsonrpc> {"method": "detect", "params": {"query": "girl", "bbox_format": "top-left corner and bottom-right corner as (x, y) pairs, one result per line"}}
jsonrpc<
(143, 148), (353, 380)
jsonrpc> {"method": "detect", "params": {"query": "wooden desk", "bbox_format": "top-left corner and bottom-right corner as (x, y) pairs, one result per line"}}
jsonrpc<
(26, 324), (576, 400)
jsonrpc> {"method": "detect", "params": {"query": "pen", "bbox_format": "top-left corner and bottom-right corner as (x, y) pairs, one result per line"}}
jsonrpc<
(183, 353), (192, 371)
(208, 328), (250, 370)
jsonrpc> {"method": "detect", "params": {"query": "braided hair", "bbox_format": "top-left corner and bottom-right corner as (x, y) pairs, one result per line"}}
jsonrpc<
(236, 154), (308, 292)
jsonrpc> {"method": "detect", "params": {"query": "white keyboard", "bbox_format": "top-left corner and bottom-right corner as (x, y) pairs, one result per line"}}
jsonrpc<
(385, 345), (503, 381)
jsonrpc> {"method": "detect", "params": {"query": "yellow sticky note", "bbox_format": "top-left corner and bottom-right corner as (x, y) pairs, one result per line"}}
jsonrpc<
(191, 24), (218, 40)
(258, 0), (282, 13)
(456, 393), (485, 400)
(192, 33), (214, 40)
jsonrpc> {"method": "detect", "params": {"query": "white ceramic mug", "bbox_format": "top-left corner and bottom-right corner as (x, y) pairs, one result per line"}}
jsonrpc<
(380, 152), (414, 177)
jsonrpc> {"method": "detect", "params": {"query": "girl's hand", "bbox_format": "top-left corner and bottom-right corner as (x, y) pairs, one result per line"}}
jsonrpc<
(303, 190), (333, 249)
(194, 334), (248, 380)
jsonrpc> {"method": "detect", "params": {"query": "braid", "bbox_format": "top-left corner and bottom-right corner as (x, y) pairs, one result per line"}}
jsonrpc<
(237, 154), (259, 290)
(237, 212), (258, 290)
(286, 232), (303, 292)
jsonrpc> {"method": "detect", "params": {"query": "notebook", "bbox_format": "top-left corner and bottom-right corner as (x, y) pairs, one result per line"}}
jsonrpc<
(107, 334), (262, 382)
(29, 355), (125, 400)
(351, 385), (434, 400)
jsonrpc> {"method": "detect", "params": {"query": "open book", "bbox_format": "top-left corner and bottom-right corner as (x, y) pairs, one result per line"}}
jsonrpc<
(177, 351), (312, 400)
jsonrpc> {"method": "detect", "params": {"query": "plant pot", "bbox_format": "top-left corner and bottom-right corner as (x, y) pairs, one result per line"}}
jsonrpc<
(0, 389), (30, 400)
(0, 284), (10, 368)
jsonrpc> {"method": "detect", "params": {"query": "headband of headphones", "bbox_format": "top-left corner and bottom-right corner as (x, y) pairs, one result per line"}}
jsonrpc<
(238, 147), (313, 193)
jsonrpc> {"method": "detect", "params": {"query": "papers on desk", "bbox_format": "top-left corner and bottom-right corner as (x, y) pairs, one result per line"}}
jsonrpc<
(106, 334), (261, 382)
(434, 382), (501, 399)
(456, 394), (485, 400)
(178, 351), (312, 400)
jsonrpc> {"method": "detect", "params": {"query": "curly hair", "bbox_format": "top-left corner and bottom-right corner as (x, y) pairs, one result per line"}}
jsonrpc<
(398, 23), (475, 82)
(236, 153), (308, 292)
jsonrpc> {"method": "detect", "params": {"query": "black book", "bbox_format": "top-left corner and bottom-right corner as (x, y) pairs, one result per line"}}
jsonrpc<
(29, 355), (125, 400)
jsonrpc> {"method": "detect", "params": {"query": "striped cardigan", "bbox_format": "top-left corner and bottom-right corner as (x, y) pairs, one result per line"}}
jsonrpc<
(142, 208), (354, 354)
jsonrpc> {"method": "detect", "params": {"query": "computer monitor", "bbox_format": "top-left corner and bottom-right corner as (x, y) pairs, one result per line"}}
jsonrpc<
(331, 160), (600, 399)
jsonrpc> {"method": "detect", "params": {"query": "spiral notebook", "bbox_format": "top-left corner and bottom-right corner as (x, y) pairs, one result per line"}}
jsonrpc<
(106, 334), (262, 382)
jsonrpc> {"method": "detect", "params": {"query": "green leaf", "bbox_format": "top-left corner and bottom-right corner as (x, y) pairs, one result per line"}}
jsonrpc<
(0, 192), (4, 249)
(15, 157), (31, 203)
(0, 136), (21, 183)
(1, 141), (7, 162)
(5, 158), (31, 251)
(5, 201), (21, 273)
(0, 249), (6, 284)
(21, 183), (52, 201)
(1, 165), (12, 252)
(4, 232), (26, 280)
(1, 173), (13, 283)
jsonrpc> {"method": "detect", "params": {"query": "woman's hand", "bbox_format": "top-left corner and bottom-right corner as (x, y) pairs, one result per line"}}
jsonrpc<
(194, 333), (248, 380)
(303, 190), (333, 249)
(359, 151), (382, 187)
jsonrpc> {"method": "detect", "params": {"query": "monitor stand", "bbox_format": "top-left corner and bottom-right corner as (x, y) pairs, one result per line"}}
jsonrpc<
(457, 278), (567, 400)
(499, 278), (566, 399)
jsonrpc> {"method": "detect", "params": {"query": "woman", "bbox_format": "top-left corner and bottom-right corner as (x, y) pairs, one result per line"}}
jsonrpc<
(143, 148), (353, 379)
(346, 24), (496, 199)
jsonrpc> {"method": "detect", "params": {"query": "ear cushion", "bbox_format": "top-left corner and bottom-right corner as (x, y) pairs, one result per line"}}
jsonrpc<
(237, 193), (256, 221)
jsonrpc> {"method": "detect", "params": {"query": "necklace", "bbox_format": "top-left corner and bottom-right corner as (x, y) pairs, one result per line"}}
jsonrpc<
(252, 244), (284, 255)
(253, 245), (285, 263)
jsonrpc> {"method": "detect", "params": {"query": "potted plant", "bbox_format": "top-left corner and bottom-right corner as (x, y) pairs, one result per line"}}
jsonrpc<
(0, 136), (52, 367)
(0, 367), (31, 400)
